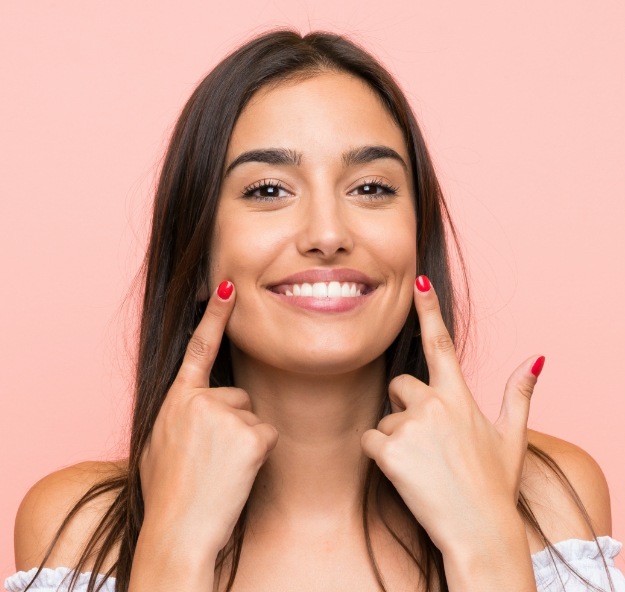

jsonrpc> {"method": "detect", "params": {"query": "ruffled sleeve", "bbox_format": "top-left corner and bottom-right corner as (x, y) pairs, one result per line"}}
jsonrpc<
(532, 536), (625, 591)
(3, 566), (116, 592)
(5, 539), (624, 591)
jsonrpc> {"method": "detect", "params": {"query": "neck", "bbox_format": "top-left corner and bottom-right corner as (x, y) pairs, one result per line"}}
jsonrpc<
(230, 349), (386, 535)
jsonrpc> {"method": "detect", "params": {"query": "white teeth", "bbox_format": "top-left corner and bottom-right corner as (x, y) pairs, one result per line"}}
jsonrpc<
(312, 282), (327, 297)
(279, 282), (368, 298)
(328, 281), (342, 297)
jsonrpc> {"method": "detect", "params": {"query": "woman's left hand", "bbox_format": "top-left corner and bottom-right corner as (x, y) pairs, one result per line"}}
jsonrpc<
(360, 275), (545, 557)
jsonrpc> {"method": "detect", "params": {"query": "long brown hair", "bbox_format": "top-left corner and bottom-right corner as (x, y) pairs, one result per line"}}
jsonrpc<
(24, 28), (615, 592)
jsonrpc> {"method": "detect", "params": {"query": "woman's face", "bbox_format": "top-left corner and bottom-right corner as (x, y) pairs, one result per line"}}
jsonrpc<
(211, 71), (417, 375)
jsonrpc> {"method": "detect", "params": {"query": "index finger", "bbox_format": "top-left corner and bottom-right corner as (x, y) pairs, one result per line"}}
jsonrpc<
(414, 275), (463, 390)
(176, 280), (236, 388)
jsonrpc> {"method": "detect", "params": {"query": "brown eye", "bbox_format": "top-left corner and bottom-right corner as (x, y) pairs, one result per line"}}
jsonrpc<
(241, 179), (291, 201)
(360, 184), (385, 195)
(350, 178), (399, 199)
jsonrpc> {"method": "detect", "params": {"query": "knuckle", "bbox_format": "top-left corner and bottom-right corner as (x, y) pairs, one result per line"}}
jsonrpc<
(377, 438), (403, 476)
(239, 428), (265, 457)
(422, 299), (440, 313)
(186, 392), (218, 422)
(186, 395), (244, 434)
(396, 416), (420, 437)
(376, 415), (390, 430)
(429, 333), (456, 354)
(393, 417), (428, 447)
(388, 374), (421, 410)
(221, 411), (244, 433)
(377, 414), (395, 434)
(231, 387), (252, 406)
(187, 333), (217, 362)
(389, 374), (414, 393)
(185, 389), (228, 422)
(213, 387), (252, 410)
(516, 381), (535, 402)
(421, 396), (441, 417)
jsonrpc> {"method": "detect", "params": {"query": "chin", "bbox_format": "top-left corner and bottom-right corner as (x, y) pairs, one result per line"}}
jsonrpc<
(278, 353), (383, 377)
(230, 330), (391, 377)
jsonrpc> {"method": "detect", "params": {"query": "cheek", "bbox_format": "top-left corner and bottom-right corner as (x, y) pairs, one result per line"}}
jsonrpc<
(225, 230), (287, 293)
(359, 207), (417, 275)
(209, 209), (282, 287)
(367, 209), (418, 331)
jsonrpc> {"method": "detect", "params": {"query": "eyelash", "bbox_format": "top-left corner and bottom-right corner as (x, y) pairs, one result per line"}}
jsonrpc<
(240, 177), (399, 201)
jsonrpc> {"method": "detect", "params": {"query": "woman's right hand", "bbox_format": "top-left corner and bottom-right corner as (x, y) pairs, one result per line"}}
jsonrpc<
(138, 280), (279, 560)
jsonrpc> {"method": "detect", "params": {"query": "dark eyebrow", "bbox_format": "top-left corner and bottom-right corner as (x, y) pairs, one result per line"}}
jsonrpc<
(223, 145), (408, 178)
(341, 145), (408, 172)
(223, 148), (301, 178)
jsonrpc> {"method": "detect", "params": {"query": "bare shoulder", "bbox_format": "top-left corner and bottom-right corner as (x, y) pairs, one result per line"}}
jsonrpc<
(523, 429), (612, 552)
(14, 459), (128, 574)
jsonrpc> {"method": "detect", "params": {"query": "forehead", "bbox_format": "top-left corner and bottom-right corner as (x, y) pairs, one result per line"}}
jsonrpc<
(226, 71), (408, 163)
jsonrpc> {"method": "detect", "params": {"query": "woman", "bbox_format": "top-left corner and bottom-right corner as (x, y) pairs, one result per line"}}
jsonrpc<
(6, 28), (624, 592)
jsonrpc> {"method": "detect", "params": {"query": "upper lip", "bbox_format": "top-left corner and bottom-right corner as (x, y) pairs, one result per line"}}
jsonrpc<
(267, 268), (379, 289)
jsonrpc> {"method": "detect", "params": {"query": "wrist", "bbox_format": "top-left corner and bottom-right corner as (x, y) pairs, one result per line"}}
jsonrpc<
(441, 510), (537, 592)
(137, 517), (220, 574)
(440, 506), (526, 557)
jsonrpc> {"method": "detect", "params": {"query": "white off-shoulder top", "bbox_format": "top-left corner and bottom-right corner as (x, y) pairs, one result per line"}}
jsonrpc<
(5, 536), (625, 591)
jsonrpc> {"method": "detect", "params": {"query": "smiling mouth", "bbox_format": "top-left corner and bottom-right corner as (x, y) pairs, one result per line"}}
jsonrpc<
(268, 281), (374, 298)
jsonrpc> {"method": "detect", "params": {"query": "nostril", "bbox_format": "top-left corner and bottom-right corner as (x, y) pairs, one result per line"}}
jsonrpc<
(305, 246), (350, 259)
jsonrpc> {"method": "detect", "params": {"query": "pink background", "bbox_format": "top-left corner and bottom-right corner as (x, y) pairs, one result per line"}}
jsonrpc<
(1, 0), (624, 578)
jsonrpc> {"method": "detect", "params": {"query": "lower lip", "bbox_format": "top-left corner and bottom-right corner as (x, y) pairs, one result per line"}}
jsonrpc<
(266, 290), (375, 313)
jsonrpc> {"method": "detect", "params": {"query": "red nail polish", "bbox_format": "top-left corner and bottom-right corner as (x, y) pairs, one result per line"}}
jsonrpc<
(217, 280), (233, 300)
(531, 356), (545, 377)
(415, 275), (431, 292)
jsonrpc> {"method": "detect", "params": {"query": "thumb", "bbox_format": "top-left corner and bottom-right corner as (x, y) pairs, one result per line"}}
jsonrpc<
(496, 355), (545, 437)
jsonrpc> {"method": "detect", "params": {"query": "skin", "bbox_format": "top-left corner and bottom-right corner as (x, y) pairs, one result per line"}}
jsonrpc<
(210, 71), (417, 537)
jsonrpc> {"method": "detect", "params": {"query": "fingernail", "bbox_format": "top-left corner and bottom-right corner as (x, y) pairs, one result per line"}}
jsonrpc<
(531, 356), (546, 377)
(415, 275), (431, 292)
(217, 280), (234, 300)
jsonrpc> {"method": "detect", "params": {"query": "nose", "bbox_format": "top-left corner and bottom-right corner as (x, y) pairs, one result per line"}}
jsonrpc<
(296, 189), (354, 260)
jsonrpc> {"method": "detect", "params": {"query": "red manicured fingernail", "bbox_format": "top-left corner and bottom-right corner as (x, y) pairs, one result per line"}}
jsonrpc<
(415, 275), (431, 292)
(217, 280), (233, 300)
(531, 356), (545, 377)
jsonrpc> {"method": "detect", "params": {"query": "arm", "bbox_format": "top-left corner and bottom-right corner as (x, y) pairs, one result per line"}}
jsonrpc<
(128, 520), (218, 592)
(442, 432), (614, 590)
(14, 461), (123, 574)
(438, 510), (534, 591)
